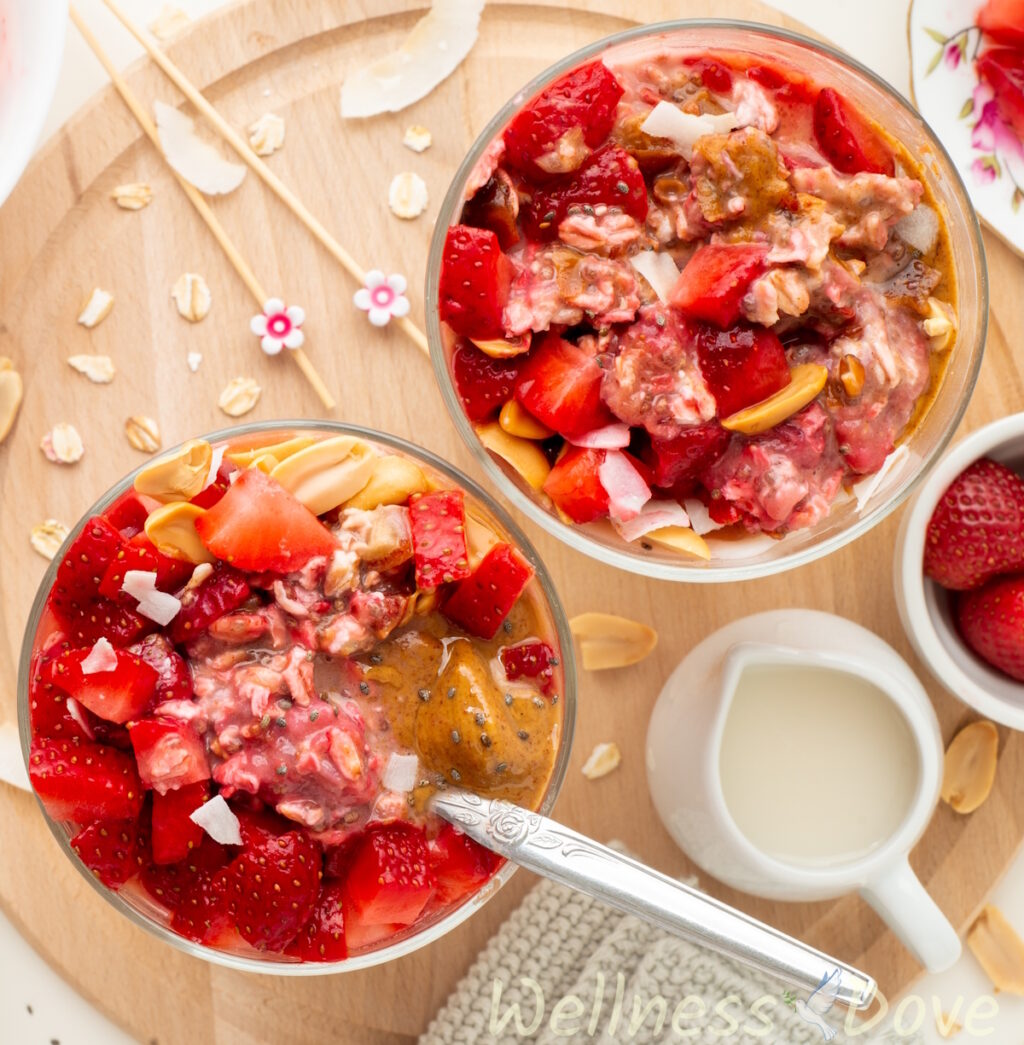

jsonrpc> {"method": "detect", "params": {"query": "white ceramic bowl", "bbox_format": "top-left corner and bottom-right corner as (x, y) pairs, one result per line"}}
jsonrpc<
(895, 414), (1024, 731)
(0, 0), (67, 207)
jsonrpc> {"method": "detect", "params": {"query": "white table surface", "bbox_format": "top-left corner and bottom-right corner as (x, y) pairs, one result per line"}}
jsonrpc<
(5, 1), (1023, 1042)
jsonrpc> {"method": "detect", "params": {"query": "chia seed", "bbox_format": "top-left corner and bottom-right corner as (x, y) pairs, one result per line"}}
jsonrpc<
(259, 714), (271, 730)
(278, 699), (293, 710)
(451, 729), (461, 744)
(276, 717), (287, 728)
(496, 762), (508, 773)
(550, 656), (560, 666)
(418, 688), (431, 702)
(504, 693), (514, 706)
(447, 686), (456, 699)
(518, 729), (529, 740)
(615, 180), (629, 194)
(309, 710), (319, 722)
(474, 711), (486, 726)
(533, 697), (544, 709)
(359, 681), (370, 695)
(370, 653), (382, 665)
(450, 768), (462, 782)
(276, 764), (287, 776)
(503, 620), (513, 634)
(655, 313), (667, 327)
(480, 733), (492, 748)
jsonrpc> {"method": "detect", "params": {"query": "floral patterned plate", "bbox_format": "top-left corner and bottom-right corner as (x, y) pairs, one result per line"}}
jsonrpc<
(909, 0), (1024, 256)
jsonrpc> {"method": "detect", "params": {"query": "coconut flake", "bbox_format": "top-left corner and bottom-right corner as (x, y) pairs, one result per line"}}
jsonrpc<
(0, 722), (30, 792)
(852, 444), (910, 513)
(598, 451), (651, 523)
(204, 443), (226, 490)
(382, 753), (420, 793)
(613, 500), (690, 542)
(682, 497), (726, 536)
(190, 794), (242, 845)
(628, 251), (680, 303)
(341, 0), (484, 118)
(122, 569), (182, 625)
(155, 101), (246, 195)
(66, 698), (96, 740)
(187, 351), (203, 373)
(895, 204), (939, 255)
(640, 101), (738, 160)
(569, 423), (632, 449)
(80, 637), (118, 675)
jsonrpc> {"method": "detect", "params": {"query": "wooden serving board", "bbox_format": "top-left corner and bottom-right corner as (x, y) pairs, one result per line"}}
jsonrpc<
(1, 1), (1023, 1041)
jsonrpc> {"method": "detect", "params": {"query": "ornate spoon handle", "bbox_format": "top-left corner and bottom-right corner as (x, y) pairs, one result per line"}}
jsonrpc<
(431, 789), (876, 1010)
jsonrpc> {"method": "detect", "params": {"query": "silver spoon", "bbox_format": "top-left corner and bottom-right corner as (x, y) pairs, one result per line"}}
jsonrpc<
(431, 789), (876, 1011)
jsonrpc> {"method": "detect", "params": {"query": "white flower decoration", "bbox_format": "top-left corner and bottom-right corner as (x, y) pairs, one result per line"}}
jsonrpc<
(250, 298), (305, 356)
(354, 271), (411, 327)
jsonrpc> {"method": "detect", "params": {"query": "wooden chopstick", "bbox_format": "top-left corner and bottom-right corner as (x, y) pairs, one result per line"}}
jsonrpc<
(69, 5), (337, 411)
(101, 0), (431, 359)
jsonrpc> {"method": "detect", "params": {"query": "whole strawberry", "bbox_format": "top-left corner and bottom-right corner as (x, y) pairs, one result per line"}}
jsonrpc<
(924, 458), (1024, 590)
(957, 573), (1024, 681)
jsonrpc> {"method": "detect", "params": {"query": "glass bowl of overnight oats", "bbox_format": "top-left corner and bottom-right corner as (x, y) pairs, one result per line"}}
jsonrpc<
(18, 422), (575, 972)
(427, 20), (987, 582)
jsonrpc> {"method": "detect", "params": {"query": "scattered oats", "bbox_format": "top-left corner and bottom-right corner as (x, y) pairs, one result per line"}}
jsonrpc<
(40, 423), (84, 464)
(218, 376), (261, 417)
(77, 288), (114, 328)
(148, 5), (190, 41)
(248, 113), (285, 157)
(30, 519), (70, 560)
(581, 741), (622, 780)
(0, 359), (23, 446)
(67, 354), (115, 384)
(186, 351), (203, 373)
(171, 273), (212, 322)
(125, 415), (162, 453)
(403, 125), (432, 153)
(111, 182), (153, 210)
(388, 171), (429, 219)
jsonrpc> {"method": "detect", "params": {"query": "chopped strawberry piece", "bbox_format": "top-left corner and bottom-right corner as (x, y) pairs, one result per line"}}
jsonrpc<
(683, 56), (734, 94)
(168, 566), (251, 645)
(543, 446), (610, 523)
(151, 781), (209, 864)
(285, 881), (348, 961)
(130, 717), (210, 794)
(195, 468), (337, 574)
(976, 49), (1024, 140)
(343, 823), (435, 927)
(924, 458), (1024, 590)
(222, 829), (321, 951)
(451, 340), (521, 422)
(695, 324), (791, 419)
(100, 534), (193, 602)
(409, 490), (472, 589)
(977, 0), (1024, 48)
(190, 460), (236, 510)
(428, 824), (502, 905)
(140, 837), (231, 942)
(128, 633), (193, 702)
(103, 492), (151, 538)
(500, 640), (558, 693)
(504, 60), (624, 181)
(50, 645), (159, 724)
(71, 818), (140, 888)
(442, 543), (534, 639)
(646, 422), (732, 490)
(29, 737), (144, 823)
(524, 145), (648, 240)
(669, 244), (769, 328)
(515, 332), (614, 439)
(707, 496), (744, 526)
(438, 225), (513, 341)
(49, 595), (151, 649)
(813, 87), (895, 177)
(28, 638), (91, 742)
(341, 901), (403, 952)
(51, 516), (124, 616)
(957, 574), (1024, 680)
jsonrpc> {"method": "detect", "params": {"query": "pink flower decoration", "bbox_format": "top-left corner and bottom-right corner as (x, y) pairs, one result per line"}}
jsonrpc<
(972, 157), (998, 184)
(354, 271), (410, 328)
(250, 298), (305, 356)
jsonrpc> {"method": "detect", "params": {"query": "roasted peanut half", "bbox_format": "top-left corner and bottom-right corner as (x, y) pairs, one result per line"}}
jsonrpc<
(464, 508), (502, 570)
(134, 439), (213, 503)
(470, 332), (532, 359)
(941, 720), (999, 814)
(144, 501), (215, 564)
(270, 436), (377, 515)
(475, 422), (551, 491)
(570, 612), (658, 671)
(344, 453), (430, 510)
(499, 399), (553, 440)
(226, 436), (314, 468)
(839, 355), (865, 398)
(967, 905), (1024, 995)
(582, 741), (622, 780)
(721, 364), (828, 436)
(0, 360), (24, 446)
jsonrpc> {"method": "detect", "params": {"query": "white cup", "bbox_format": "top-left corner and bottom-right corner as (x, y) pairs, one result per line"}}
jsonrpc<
(646, 609), (961, 974)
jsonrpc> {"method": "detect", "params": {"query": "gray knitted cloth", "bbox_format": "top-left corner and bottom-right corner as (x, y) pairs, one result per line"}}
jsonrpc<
(420, 862), (916, 1045)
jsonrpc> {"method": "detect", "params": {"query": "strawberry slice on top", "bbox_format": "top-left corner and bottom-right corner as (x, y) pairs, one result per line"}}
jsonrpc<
(695, 323), (791, 419)
(150, 781), (209, 865)
(514, 332), (615, 439)
(669, 243), (769, 329)
(442, 543), (534, 639)
(195, 467), (337, 574)
(343, 822), (435, 927)
(50, 643), (160, 724)
(813, 87), (895, 177)
(499, 640), (558, 693)
(428, 824), (501, 905)
(51, 515), (125, 617)
(285, 880), (348, 962)
(408, 489), (472, 589)
(451, 340), (522, 423)
(438, 225), (513, 341)
(130, 717), (210, 794)
(71, 818), (142, 888)
(543, 446), (612, 524)
(29, 737), (144, 823)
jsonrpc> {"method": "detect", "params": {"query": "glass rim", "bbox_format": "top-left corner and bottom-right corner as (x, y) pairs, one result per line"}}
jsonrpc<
(425, 17), (989, 583)
(17, 419), (578, 975)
